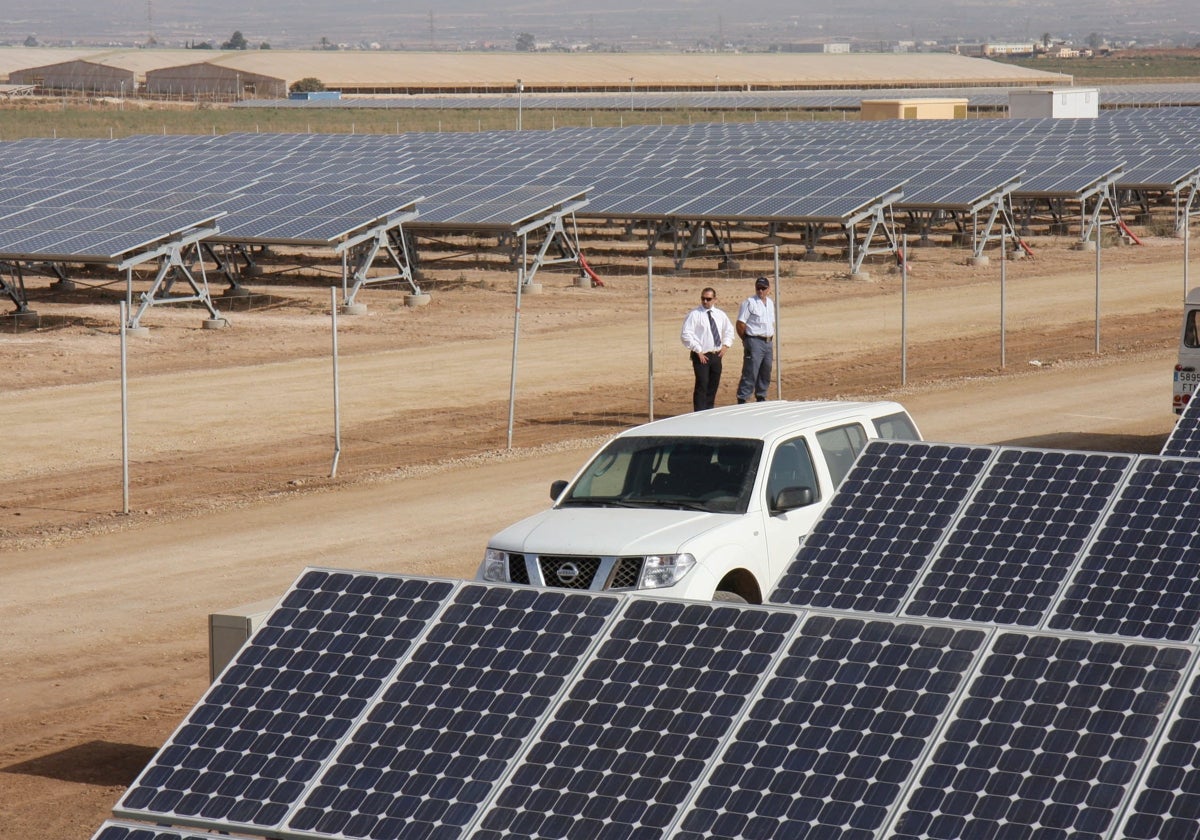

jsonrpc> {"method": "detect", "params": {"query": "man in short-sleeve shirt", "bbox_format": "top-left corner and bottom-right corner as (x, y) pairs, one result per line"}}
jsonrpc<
(735, 276), (775, 403)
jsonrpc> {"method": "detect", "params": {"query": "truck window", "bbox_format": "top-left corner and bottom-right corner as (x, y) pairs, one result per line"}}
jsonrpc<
(816, 423), (869, 487)
(563, 436), (762, 514)
(1186, 310), (1200, 349)
(873, 411), (920, 441)
(765, 437), (819, 508)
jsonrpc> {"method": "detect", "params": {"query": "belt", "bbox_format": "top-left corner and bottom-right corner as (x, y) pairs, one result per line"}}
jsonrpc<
(748, 334), (773, 341)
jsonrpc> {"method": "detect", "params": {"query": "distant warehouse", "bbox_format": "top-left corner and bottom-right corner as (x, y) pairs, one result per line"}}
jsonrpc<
(8, 59), (136, 96)
(145, 63), (287, 100)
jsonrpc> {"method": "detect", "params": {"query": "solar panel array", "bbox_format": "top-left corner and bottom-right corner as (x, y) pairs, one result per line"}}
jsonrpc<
(98, 466), (1200, 840)
(234, 83), (1200, 112)
(769, 440), (1200, 643)
(6, 105), (1200, 266)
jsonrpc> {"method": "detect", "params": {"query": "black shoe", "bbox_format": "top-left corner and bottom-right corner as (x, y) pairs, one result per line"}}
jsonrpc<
(755, 396), (766, 402)
(737, 398), (746, 404)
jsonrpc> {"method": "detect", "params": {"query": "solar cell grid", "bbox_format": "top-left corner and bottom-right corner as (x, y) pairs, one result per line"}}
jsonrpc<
(1161, 392), (1200, 457)
(903, 449), (1133, 627)
(472, 599), (798, 840)
(890, 633), (1191, 840)
(1118, 671), (1200, 840)
(286, 585), (621, 840)
(675, 616), (986, 840)
(1048, 457), (1200, 642)
(116, 571), (455, 832)
(769, 441), (994, 613)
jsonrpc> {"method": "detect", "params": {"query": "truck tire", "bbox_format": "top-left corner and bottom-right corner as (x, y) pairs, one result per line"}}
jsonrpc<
(713, 590), (749, 604)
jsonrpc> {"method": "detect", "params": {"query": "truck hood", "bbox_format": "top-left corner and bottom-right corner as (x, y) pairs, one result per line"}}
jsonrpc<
(488, 506), (732, 556)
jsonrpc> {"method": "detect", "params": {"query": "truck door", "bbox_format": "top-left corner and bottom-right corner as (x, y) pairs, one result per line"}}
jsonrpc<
(761, 435), (826, 584)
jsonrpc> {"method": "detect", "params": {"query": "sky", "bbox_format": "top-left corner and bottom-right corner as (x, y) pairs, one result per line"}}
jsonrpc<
(1, 0), (1198, 50)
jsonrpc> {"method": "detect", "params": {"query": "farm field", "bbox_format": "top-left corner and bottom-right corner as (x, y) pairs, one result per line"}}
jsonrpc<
(0, 229), (1193, 838)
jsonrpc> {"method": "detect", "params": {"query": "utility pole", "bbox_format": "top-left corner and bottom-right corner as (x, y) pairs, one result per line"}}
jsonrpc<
(428, 11), (435, 50)
(146, 0), (155, 45)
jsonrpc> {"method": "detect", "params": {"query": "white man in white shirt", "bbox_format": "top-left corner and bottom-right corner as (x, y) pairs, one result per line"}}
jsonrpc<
(680, 286), (735, 411)
(735, 276), (776, 404)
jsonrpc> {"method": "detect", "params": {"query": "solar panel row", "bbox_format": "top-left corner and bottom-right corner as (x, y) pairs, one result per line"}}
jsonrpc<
(771, 440), (1200, 646)
(231, 83), (1200, 112)
(102, 563), (1200, 840)
(4, 105), (1199, 265)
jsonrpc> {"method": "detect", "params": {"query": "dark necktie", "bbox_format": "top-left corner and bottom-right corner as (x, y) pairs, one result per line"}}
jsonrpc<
(707, 310), (721, 347)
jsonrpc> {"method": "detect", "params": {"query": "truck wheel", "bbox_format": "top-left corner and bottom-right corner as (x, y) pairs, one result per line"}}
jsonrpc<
(713, 590), (749, 604)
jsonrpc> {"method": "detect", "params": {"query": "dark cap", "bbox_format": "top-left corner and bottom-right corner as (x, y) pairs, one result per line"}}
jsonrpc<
(755, 277), (770, 289)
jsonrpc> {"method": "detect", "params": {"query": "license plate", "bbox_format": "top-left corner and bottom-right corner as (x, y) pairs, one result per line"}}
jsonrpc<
(1177, 371), (1200, 384)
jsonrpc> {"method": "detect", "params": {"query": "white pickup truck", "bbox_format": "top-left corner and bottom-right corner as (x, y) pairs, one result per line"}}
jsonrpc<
(478, 400), (921, 603)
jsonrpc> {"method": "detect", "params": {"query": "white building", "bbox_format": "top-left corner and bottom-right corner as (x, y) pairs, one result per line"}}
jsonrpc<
(1008, 87), (1099, 119)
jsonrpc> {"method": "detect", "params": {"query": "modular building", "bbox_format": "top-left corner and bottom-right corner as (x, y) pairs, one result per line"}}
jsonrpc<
(1008, 87), (1099, 119)
(860, 97), (969, 120)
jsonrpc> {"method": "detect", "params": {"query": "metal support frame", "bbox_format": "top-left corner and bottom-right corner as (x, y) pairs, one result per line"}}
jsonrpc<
(513, 201), (588, 286)
(336, 219), (420, 306)
(1079, 180), (1123, 245)
(970, 193), (1020, 259)
(200, 242), (258, 293)
(1174, 178), (1200, 237)
(125, 239), (221, 329)
(0, 261), (32, 313)
(844, 203), (900, 275)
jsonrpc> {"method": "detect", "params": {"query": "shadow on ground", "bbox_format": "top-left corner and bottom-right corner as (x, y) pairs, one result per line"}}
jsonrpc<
(3, 741), (156, 787)
(999, 431), (1170, 455)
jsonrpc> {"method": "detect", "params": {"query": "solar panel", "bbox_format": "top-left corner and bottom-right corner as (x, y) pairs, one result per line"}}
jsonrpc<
(769, 440), (994, 614)
(91, 821), (257, 840)
(115, 570), (456, 832)
(1161, 389), (1200, 457)
(889, 633), (1190, 840)
(903, 449), (1133, 627)
(675, 616), (986, 840)
(471, 599), (798, 839)
(1048, 457), (1200, 642)
(1117, 672), (1200, 840)
(286, 585), (621, 840)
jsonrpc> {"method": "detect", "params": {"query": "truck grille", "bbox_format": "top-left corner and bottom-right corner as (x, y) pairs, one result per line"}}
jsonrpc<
(508, 554), (530, 585)
(610, 557), (644, 589)
(538, 555), (601, 589)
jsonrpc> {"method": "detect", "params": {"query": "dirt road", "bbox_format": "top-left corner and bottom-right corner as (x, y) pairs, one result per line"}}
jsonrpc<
(0, 234), (1190, 839)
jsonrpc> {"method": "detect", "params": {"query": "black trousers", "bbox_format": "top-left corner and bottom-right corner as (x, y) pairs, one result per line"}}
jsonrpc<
(691, 351), (723, 411)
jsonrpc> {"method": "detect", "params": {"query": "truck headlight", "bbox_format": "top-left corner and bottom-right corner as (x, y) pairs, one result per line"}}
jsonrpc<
(639, 553), (696, 589)
(481, 547), (511, 582)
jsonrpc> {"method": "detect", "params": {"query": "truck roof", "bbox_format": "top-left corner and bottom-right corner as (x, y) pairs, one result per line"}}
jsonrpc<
(618, 400), (909, 441)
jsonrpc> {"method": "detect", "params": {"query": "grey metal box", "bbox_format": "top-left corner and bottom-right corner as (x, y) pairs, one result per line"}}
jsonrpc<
(207, 597), (279, 682)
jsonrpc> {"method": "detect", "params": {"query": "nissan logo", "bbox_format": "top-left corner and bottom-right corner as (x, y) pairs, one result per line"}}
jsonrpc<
(555, 562), (581, 584)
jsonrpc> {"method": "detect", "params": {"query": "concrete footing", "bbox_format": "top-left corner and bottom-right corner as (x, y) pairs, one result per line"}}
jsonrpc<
(969, 255), (990, 267)
(339, 302), (369, 315)
(404, 293), (432, 307)
(202, 318), (229, 330)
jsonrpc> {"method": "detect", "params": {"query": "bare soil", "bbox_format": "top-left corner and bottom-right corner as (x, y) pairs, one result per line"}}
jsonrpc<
(0, 231), (1193, 839)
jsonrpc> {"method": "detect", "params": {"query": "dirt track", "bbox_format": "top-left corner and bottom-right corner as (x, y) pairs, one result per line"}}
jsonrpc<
(0, 233), (1192, 838)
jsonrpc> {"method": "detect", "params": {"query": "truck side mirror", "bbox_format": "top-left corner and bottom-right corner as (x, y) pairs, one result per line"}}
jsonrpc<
(550, 479), (569, 501)
(772, 486), (814, 513)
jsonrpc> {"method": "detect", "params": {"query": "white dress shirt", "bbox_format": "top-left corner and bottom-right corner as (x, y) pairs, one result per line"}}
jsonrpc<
(681, 304), (735, 354)
(737, 295), (775, 338)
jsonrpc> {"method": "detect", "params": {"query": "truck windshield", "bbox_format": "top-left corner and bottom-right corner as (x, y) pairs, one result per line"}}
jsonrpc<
(560, 436), (762, 514)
